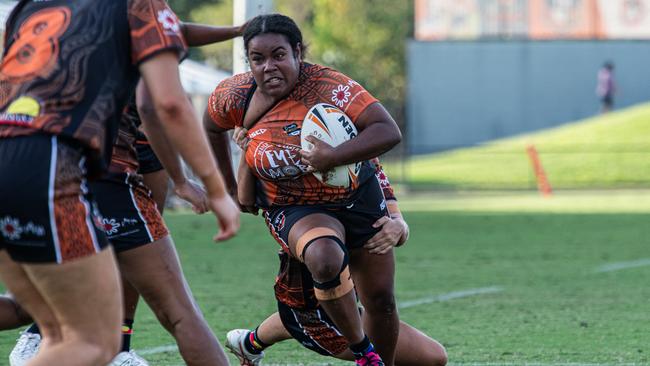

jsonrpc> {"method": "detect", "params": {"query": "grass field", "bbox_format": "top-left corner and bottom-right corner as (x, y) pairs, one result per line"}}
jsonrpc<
(385, 103), (650, 190)
(2, 191), (649, 365)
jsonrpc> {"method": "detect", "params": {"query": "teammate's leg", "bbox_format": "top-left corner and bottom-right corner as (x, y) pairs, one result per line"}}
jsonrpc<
(225, 312), (290, 364)
(0, 249), (123, 366)
(229, 309), (447, 366)
(0, 293), (32, 330)
(115, 169), (168, 362)
(0, 253), (60, 351)
(349, 248), (399, 366)
(117, 235), (229, 366)
(120, 277), (140, 351)
(332, 320), (447, 366)
(392, 322), (447, 366)
(142, 169), (169, 213)
(288, 213), (381, 363)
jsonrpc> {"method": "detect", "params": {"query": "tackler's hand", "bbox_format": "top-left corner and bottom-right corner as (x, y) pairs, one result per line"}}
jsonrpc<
(364, 216), (409, 255)
(233, 127), (250, 151)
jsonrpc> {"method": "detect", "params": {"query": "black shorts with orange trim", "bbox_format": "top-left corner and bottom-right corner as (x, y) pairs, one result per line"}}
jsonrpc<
(263, 177), (388, 255)
(278, 300), (354, 356)
(135, 131), (163, 175)
(89, 172), (168, 252)
(0, 135), (108, 263)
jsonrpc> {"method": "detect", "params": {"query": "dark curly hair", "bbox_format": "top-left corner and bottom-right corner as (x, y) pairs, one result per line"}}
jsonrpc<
(243, 13), (307, 60)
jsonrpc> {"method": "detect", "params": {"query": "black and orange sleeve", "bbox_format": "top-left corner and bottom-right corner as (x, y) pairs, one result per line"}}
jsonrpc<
(207, 73), (254, 130)
(128, 0), (188, 66)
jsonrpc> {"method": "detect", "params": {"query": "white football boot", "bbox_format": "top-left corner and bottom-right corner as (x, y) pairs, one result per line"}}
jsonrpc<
(9, 330), (41, 366)
(225, 329), (265, 366)
(107, 350), (150, 366)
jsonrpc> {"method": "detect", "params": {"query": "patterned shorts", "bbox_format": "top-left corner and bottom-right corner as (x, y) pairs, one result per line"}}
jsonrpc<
(0, 135), (108, 263)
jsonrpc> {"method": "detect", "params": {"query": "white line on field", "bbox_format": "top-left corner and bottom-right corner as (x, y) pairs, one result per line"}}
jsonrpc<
(398, 286), (504, 309)
(137, 286), (505, 357)
(137, 348), (642, 366)
(136, 344), (178, 356)
(596, 258), (650, 273)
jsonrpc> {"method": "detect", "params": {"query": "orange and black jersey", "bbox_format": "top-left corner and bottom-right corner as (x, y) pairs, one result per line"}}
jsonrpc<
(208, 63), (381, 208)
(108, 97), (141, 176)
(0, 0), (187, 173)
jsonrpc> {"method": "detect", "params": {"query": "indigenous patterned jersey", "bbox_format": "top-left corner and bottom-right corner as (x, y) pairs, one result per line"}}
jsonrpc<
(274, 161), (397, 309)
(208, 63), (379, 207)
(0, 0), (187, 173)
(108, 97), (141, 175)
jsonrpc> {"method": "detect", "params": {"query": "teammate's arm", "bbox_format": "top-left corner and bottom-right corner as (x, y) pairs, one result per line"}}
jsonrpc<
(139, 51), (239, 241)
(180, 22), (246, 47)
(364, 159), (409, 254)
(136, 82), (209, 214)
(364, 200), (409, 255)
(236, 155), (258, 215)
(204, 111), (238, 199)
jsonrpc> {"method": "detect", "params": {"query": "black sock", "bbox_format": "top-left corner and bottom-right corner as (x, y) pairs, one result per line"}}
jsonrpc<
(243, 327), (269, 354)
(349, 335), (373, 358)
(26, 323), (40, 335)
(121, 319), (134, 352)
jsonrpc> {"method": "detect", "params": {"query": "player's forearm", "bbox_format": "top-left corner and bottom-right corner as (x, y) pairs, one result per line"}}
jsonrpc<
(332, 121), (401, 167)
(136, 85), (187, 186)
(205, 118), (238, 197)
(140, 123), (186, 186)
(139, 53), (227, 198)
(386, 199), (401, 219)
(181, 23), (242, 47)
(155, 102), (226, 198)
(236, 156), (256, 207)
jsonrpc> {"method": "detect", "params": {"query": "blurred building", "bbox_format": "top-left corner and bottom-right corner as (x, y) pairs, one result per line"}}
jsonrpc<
(409, 0), (650, 153)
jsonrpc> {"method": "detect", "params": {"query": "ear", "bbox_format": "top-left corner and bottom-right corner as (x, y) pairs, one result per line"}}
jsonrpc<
(294, 42), (302, 61)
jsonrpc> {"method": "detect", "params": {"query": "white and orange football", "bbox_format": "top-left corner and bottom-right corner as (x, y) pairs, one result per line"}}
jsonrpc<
(301, 103), (361, 188)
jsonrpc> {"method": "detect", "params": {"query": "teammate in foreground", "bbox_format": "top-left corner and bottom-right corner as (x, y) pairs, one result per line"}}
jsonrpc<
(6, 17), (248, 366)
(0, 1), (238, 365)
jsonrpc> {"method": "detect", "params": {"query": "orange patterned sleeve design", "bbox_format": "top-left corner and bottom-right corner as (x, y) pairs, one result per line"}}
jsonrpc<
(128, 0), (187, 65)
(207, 73), (255, 130)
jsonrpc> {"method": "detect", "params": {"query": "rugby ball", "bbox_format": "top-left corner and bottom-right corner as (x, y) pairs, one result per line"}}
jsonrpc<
(301, 103), (361, 188)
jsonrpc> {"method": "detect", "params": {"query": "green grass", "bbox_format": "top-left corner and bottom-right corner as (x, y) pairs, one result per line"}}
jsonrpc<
(2, 192), (650, 365)
(386, 103), (650, 190)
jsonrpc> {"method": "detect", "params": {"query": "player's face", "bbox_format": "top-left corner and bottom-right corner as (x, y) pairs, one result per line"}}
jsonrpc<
(247, 33), (301, 99)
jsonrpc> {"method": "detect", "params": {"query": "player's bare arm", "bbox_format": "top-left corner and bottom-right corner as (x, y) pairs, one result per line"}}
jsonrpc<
(139, 51), (239, 241)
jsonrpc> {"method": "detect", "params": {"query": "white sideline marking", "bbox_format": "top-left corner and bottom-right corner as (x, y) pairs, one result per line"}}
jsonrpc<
(137, 344), (178, 355)
(138, 286), (505, 357)
(139, 348), (641, 366)
(398, 286), (504, 309)
(596, 258), (650, 273)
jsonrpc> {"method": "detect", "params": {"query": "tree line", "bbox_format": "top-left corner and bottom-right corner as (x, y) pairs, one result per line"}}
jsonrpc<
(169, 0), (413, 131)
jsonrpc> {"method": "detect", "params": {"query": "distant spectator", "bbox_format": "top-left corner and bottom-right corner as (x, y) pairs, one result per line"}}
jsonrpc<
(596, 62), (616, 113)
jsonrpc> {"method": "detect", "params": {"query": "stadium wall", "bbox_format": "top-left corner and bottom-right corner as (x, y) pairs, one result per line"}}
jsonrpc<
(407, 40), (650, 154)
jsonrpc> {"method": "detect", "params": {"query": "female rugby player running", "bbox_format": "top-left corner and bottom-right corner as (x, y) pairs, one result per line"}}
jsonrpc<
(225, 160), (448, 366)
(205, 13), (402, 366)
